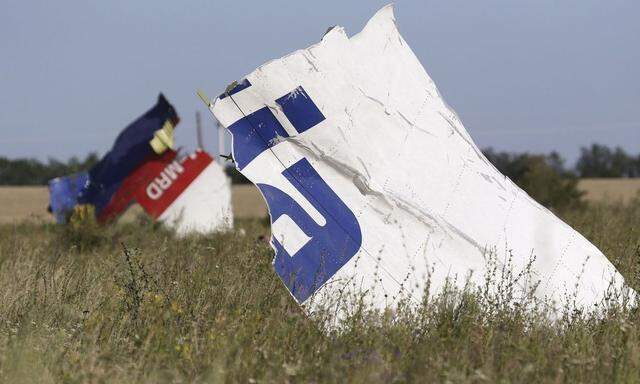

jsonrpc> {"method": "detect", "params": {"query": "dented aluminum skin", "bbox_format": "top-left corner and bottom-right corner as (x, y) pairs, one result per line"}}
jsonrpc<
(211, 5), (634, 314)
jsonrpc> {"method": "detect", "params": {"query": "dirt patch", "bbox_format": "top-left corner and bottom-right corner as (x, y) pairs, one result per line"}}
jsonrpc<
(0, 186), (52, 223)
(578, 178), (640, 204)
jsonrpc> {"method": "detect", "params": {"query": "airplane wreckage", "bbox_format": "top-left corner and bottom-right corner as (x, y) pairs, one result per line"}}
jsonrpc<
(200, 5), (635, 315)
(47, 5), (634, 318)
(48, 94), (233, 235)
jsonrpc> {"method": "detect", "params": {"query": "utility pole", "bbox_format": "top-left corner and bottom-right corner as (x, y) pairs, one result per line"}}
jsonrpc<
(195, 111), (204, 149)
(195, 89), (227, 163)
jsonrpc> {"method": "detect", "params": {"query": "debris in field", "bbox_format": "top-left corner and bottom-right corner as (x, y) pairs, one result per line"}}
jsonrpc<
(209, 5), (635, 314)
(134, 149), (233, 235)
(48, 94), (233, 234)
(77, 94), (180, 223)
(48, 172), (88, 223)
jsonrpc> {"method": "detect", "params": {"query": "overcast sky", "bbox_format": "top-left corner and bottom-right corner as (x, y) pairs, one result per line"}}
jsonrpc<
(1, 0), (638, 164)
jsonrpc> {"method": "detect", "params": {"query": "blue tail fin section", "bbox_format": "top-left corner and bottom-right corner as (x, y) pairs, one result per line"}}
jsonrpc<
(77, 94), (179, 220)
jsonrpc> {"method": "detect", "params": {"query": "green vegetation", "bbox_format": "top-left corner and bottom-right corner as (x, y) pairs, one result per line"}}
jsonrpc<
(577, 144), (640, 178)
(483, 144), (640, 180)
(0, 153), (251, 186)
(0, 154), (99, 186)
(4, 143), (639, 187)
(483, 149), (583, 211)
(0, 198), (639, 383)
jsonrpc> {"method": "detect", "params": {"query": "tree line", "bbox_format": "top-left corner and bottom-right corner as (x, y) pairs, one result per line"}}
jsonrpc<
(482, 144), (639, 211)
(1, 144), (638, 211)
(483, 144), (640, 179)
(0, 152), (251, 186)
(575, 144), (640, 178)
(0, 153), (100, 186)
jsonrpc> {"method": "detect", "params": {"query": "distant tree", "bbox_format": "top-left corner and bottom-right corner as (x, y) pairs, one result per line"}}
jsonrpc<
(577, 144), (611, 177)
(546, 151), (567, 175)
(483, 148), (530, 181)
(0, 153), (99, 185)
(576, 144), (637, 178)
(518, 156), (583, 211)
(483, 148), (583, 211)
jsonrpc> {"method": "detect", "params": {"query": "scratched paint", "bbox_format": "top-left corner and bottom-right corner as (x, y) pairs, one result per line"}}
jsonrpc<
(210, 5), (635, 316)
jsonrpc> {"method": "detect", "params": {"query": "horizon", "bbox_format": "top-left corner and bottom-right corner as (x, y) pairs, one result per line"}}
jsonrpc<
(1, 142), (636, 171)
(1, 1), (638, 163)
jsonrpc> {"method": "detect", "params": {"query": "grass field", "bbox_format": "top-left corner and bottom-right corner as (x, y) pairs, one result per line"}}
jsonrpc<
(0, 197), (639, 382)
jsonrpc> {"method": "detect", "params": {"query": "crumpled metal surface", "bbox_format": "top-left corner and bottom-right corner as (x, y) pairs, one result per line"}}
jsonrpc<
(211, 5), (634, 315)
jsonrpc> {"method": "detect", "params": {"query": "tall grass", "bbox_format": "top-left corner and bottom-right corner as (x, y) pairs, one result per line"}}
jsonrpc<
(0, 199), (639, 383)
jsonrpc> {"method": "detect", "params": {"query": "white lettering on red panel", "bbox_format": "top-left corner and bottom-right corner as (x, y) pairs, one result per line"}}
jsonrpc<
(145, 160), (185, 200)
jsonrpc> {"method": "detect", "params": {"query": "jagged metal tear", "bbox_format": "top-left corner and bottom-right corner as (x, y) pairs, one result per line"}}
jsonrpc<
(210, 5), (635, 315)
